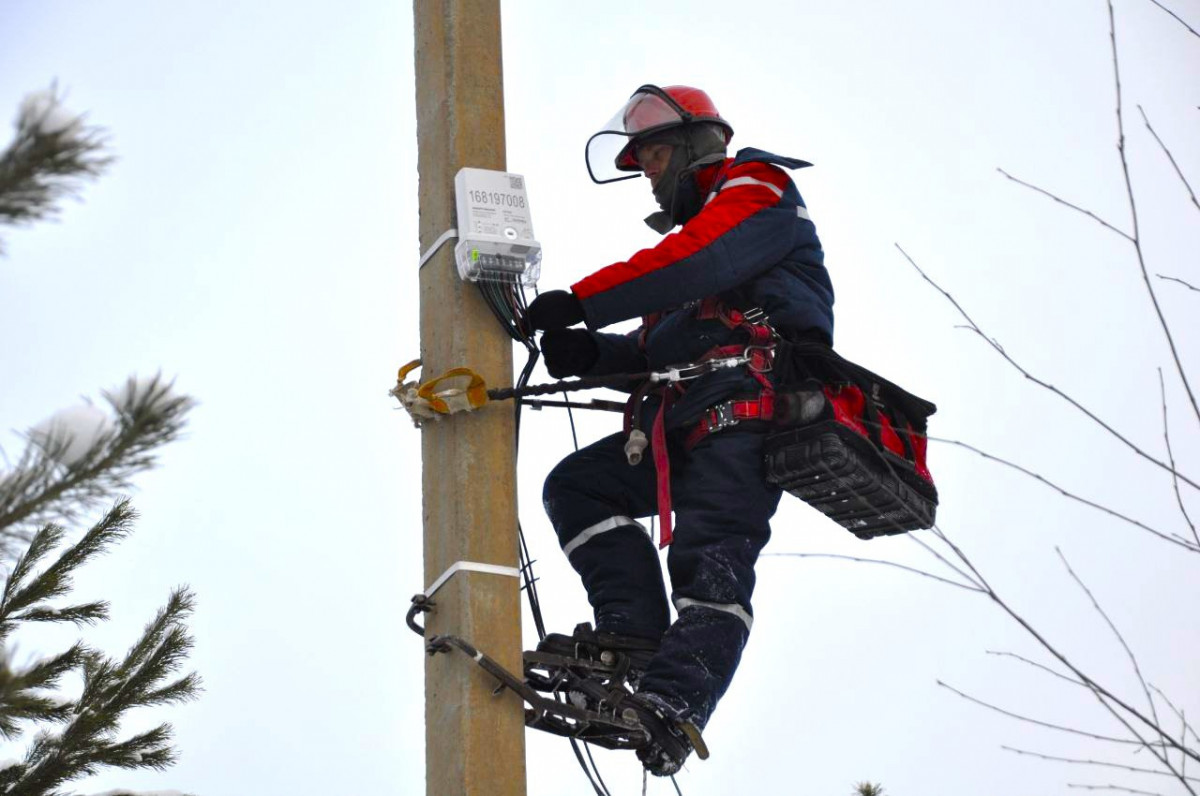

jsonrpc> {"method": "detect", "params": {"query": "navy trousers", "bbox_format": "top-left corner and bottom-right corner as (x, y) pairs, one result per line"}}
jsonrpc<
(542, 427), (782, 727)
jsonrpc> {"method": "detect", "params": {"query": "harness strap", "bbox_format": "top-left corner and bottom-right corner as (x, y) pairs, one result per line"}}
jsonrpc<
(683, 393), (776, 450)
(651, 388), (676, 548)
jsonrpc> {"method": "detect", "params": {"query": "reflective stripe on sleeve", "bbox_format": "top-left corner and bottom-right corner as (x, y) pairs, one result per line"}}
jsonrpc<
(720, 176), (784, 198)
(562, 515), (646, 558)
(796, 205), (811, 220)
(673, 597), (754, 631)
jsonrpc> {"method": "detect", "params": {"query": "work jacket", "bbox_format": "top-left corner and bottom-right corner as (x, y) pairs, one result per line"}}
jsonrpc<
(571, 147), (836, 429)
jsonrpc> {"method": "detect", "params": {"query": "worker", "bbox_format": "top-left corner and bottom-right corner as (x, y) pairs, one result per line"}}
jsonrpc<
(525, 84), (834, 776)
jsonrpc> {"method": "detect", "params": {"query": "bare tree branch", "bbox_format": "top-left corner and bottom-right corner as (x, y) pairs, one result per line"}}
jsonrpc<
(997, 168), (1134, 241)
(1004, 745), (1200, 781)
(1158, 371), (1198, 544)
(895, 244), (1200, 492)
(1149, 684), (1200, 749)
(907, 528), (987, 589)
(1108, 0), (1200, 431)
(1067, 785), (1165, 796)
(987, 650), (1091, 691)
(931, 436), (1198, 552)
(1056, 548), (1161, 735)
(1145, 0), (1200, 39)
(761, 552), (981, 593)
(1138, 106), (1200, 214)
(938, 680), (1152, 746)
(930, 529), (1200, 770)
(1157, 274), (1200, 293)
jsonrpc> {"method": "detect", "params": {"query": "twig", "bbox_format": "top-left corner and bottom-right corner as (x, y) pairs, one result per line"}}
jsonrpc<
(1056, 548), (1161, 734)
(1004, 745), (1200, 781)
(1145, 0), (1200, 39)
(1109, 0), (1200, 431)
(1068, 785), (1165, 796)
(997, 168), (1133, 241)
(1148, 684), (1200, 749)
(930, 436), (1198, 553)
(938, 680), (1154, 746)
(924, 532), (1200, 771)
(1139, 106), (1200, 214)
(1157, 274), (1200, 293)
(761, 552), (981, 593)
(907, 528), (987, 589)
(896, 244), (1200, 492)
(986, 650), (1090, 690)
(1158, 371), (1198, 544)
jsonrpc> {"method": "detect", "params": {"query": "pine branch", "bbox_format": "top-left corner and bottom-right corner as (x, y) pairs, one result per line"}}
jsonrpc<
(0, 502), (134, 642)
(2, 587), (199, 796)
(0, 512), (199, 795)
(0, 84), (113, 253)
(0, 374), (195, 547)
(0, 645), (84, 739)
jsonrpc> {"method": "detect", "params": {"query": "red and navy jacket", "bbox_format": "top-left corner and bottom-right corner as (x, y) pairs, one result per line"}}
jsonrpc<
(571, 147), (835, 426)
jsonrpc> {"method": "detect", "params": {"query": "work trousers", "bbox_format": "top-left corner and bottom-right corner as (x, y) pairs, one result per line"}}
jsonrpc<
(542, 427), (782, 727)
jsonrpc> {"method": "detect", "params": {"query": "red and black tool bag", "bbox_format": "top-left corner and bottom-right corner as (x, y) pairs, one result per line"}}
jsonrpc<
(764, 340), (938, 539)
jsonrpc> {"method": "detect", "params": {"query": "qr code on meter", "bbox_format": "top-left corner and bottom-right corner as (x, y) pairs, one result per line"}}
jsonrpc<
(509, 175), (524, 190)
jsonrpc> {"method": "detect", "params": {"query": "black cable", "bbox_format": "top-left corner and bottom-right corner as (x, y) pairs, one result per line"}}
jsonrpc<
(474, 278), (615, 796)
(584, 743), (612, 795)
(569, 737), (610, 796)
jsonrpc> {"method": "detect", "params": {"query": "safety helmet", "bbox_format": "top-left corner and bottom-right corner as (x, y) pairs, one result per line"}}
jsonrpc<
(585, 84), (734, 184)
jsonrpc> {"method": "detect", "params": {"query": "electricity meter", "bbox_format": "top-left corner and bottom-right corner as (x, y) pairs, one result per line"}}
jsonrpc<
(453, 167), (542, 286)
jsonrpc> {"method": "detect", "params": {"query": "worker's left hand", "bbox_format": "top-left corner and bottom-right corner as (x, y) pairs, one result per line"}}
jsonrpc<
(541, 329), (599, 378)
(526, 290), (584, 331)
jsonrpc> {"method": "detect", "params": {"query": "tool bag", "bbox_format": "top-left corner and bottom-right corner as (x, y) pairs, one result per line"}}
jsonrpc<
(765, 340), (938, 539)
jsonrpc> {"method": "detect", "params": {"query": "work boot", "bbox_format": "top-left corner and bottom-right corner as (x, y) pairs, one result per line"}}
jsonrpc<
(620, 691), (709, 777)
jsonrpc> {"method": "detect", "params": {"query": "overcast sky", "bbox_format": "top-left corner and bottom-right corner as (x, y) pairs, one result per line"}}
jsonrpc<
(1, 1), (1198, 794)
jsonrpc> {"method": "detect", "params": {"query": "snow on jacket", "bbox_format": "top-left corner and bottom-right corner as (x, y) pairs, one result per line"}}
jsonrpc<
(570, 147), (836, 427)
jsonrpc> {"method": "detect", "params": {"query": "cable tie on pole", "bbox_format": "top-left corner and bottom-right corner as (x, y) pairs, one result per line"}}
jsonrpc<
(418, 227), (459, 270)
(424, 560), (520, 599)
(407, 561), (520, 637)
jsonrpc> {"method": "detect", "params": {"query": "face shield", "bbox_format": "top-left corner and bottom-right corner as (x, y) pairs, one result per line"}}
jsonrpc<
(584, 86), (693, 184)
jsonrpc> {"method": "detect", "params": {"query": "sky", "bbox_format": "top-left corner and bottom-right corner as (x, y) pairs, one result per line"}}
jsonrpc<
(1, 1), (1198, 794)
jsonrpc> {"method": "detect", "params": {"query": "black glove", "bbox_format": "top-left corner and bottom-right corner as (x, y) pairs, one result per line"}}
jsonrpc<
(526, 290), (584, 331)
(541, 329), (599, 378)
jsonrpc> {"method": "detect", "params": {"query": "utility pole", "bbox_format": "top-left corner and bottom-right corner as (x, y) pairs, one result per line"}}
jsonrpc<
(413, 2), (527, 795)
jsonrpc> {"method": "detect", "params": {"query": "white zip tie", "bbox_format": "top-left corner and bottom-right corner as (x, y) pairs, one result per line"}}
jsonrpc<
(424, 560), (520, 599)
(418, 227), (459, 270)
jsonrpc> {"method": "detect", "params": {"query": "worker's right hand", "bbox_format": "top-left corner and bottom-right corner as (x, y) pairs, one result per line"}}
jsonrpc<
(541, 329), (599, 378)
(526, 290), (584, 331)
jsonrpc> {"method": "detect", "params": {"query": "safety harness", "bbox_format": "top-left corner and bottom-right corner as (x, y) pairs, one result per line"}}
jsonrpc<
(624, 298), (779, 547)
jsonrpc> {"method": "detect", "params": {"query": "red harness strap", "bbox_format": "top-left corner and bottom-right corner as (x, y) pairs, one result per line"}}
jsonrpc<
(684, 392), (776, 450)
(651, 388), (676, 548)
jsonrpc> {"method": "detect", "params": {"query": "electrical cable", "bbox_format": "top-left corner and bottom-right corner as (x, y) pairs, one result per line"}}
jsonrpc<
(473, 278), (611, 796)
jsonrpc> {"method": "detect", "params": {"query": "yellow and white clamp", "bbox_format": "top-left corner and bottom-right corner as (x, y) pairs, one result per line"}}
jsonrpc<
(391, 359), (490, 427)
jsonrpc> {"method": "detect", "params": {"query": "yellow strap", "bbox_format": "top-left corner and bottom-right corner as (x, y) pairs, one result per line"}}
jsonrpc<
(398, 358), (423, 383)
(416, 367), (489, 414)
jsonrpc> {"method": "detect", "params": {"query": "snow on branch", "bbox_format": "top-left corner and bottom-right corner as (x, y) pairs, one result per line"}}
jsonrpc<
(0, 374), (195, 556)
(0, 84), (114, 253)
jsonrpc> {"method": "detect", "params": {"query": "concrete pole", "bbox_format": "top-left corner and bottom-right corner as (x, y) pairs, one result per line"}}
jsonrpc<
(413, 1), (527, 795)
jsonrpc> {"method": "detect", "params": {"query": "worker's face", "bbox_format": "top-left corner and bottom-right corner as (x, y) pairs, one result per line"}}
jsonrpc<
(635, 142), (673, 189)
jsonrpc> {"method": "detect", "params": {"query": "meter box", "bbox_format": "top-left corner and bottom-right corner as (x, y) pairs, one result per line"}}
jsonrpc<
(454, 167), (542, 286)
